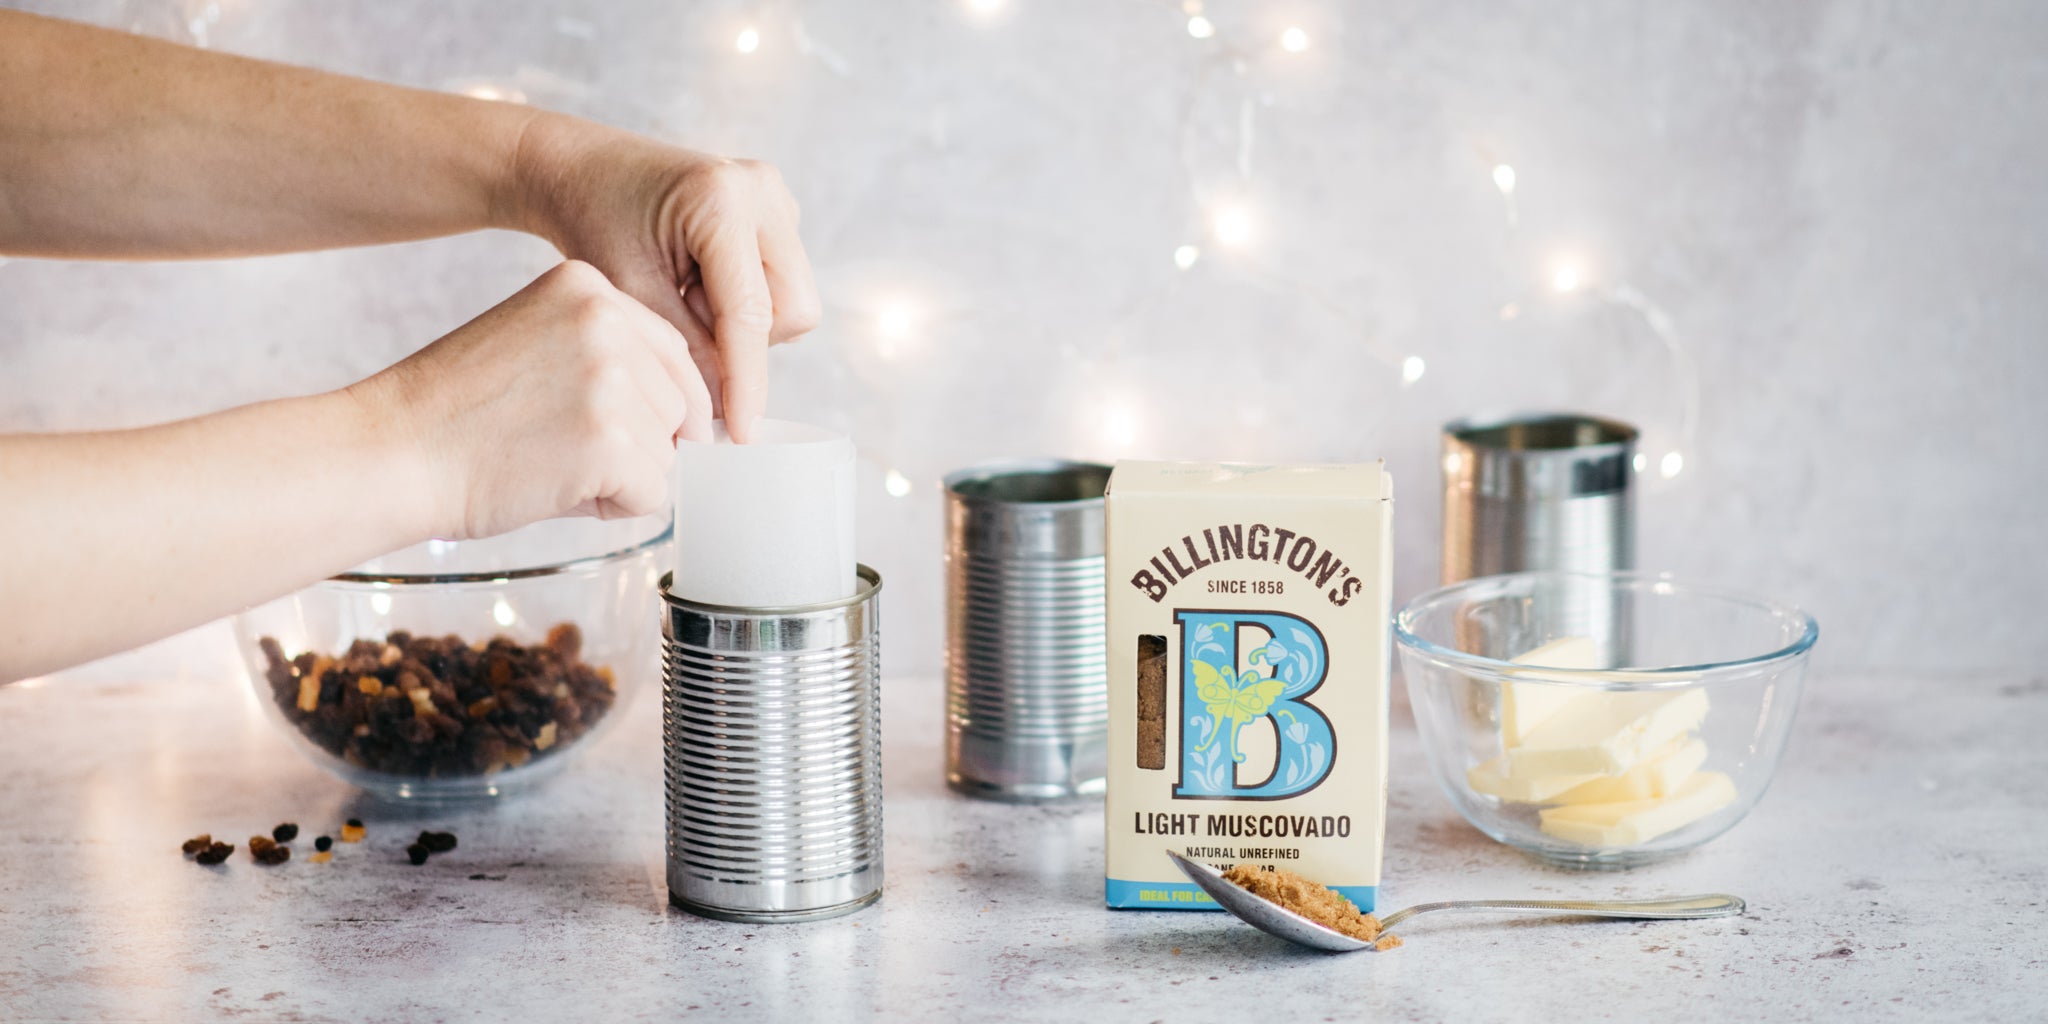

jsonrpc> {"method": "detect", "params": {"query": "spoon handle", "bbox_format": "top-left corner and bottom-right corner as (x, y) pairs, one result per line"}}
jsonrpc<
(1377, 893), (1745, 932)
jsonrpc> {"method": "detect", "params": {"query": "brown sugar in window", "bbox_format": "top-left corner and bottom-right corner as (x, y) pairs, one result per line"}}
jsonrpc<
(1221, 863), (1391, 947)
(1136, 634), (1167, 770)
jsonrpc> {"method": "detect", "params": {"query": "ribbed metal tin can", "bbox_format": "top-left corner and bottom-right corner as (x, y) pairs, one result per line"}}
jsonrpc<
(1442, 413), (1638, 658)
(660, 567), (883, 923)
(943, 460), (1111, 801)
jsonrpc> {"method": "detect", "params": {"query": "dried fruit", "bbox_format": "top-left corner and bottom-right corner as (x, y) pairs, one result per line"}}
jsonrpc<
(340, 819), (366, 843)
(314, 835), (333, 852)
(258, 625), (616, 779)
(417, 830), (458, 854)
(248, 835), (292, 864)
(272, 823), (299, 843)
(406, 843), (431, 866)
(181, 834), (213, 855)
(195, 841), (235, 865)
(309, 850), (333, 864)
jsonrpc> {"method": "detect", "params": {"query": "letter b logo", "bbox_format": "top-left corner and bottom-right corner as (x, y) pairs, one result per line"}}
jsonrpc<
(1172, 610), (1336, 799)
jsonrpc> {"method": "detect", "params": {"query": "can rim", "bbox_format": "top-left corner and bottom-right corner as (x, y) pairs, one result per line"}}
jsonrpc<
(660, 565), (881, 616)
(943, 458), (1112, 506)
(1444, 411), (1638, 454)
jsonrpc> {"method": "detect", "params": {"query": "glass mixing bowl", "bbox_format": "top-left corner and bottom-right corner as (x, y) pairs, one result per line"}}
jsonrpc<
(1394, 571), (1816, 868)
(234, 515), (668, 802)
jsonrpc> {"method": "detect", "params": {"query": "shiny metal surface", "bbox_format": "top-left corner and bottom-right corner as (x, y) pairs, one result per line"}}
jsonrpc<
(943, 460), (1110, 801)
(1442, 413), (1638, 660)
(660, 567), (883, 922)
(1168, 852), (1743, 954)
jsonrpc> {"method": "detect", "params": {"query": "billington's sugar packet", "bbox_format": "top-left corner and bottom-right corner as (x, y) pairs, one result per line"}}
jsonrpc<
(1105, 461), (1392, 910)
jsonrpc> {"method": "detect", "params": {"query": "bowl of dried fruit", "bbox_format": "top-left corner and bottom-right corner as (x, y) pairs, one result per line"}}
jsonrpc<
(234, 514), (669, 802)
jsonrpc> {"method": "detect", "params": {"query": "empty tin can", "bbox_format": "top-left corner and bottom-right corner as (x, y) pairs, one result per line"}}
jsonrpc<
(661, 568), (883, 922)
(1442, 413), (1638, 658)
(944, 460), (1111, 801)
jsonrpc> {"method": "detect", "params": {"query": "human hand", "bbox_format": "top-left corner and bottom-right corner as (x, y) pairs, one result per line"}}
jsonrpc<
(352, 261), (704, 540)
(504, 113), (821, 444)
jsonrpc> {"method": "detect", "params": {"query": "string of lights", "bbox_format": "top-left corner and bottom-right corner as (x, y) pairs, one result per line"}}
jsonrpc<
(104, 0), (1697, 492)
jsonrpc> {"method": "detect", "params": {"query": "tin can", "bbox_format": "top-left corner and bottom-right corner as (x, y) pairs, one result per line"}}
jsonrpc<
(943, 460), (1111, 801)
(660, 567), (883, 922)
(1442, 413), (1637, 658)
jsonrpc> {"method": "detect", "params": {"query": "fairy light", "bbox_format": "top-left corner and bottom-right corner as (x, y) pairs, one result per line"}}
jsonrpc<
(1280, 27), (1310, 52)
(1400, 355), (1426, 385)
(1660, 451), (1685, 478)
(1098, 395), (1144, 453)
(965, 0), (1004, 13)
(1173, 244), (1201, 270)
(1211, 204), (1253, 247)
(370, 592), (393, 616)
(492, 598), (518, 627)
(462, 84), (527, 104)
(877, 302), (915, 341)
(1492, 163), (1516, 194)
(883, 469), (913, 498)
(1551, 263), (1582, 293)
(1187, 16), (1215, 39)
(1632, 452), (1648, 473)
(735, 27), (761, 54)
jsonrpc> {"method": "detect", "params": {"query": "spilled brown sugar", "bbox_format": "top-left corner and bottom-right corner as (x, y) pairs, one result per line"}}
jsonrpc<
(1220, 864), (1395, 949)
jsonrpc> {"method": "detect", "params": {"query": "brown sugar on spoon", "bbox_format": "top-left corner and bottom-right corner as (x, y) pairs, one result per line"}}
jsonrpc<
(1221, 864), (1396, 949)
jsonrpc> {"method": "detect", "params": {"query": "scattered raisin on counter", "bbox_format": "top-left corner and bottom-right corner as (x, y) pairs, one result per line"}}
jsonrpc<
(194, 841), (234, 866)
(272, 823), (299, 843)
(258, 625), (617, 780)
(314, 835), (333, 853)
(406, 843), (431, 866)
(417, 830), (458, 854)
(181, 834), (213, 856)
(248, 835), (291, 865)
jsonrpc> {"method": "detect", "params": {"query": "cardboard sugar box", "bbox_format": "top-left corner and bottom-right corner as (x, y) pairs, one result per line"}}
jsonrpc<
(1104, 461), (1392, 910)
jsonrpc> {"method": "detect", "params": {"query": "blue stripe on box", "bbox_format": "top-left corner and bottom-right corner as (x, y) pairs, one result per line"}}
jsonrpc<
(1107, 879), (1378, 911)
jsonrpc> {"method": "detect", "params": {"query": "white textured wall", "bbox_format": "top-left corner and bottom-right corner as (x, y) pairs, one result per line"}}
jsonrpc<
(3, 0), (2043, 675)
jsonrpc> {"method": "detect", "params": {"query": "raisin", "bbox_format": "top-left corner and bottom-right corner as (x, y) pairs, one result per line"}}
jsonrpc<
(417, 831), (458, 854)
(181, 834), (213, 855)
(406, 843), (431, 866)
(272, 823), (299, 843)
(195, 841), (234, 865)
(314, 835), (333, 852)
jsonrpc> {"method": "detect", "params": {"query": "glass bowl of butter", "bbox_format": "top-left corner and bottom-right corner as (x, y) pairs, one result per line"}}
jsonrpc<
(1394, 572), (1817, 868)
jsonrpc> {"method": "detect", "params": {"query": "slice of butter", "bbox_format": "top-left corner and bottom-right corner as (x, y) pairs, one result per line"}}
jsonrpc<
(1506, 687), (1710, 776)
(1466, 756), (1598, 804)
(1549, 736), (1706, 804)
(1500, 636), (1605, 745)
(1538, 771), (1737, 846)
(1468, 734), (1700, 805)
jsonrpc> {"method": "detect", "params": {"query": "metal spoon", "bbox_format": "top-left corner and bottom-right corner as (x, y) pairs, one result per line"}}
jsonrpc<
(1166, 851), (1745, 953)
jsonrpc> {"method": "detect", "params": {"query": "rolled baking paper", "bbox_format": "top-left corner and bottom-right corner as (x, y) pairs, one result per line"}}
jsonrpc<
(670, 419), (857, 608)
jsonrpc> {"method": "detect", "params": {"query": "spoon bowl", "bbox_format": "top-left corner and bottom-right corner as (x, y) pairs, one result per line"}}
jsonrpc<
(1166, 852), (1745, 953)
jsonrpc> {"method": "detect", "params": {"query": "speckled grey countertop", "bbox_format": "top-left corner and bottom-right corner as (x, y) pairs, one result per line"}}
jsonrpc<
(0, 627), (2039, 1023)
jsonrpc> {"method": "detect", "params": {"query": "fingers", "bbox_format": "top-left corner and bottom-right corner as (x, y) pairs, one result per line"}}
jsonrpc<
(754, 184), (821, 346)
(611, 316), (690, 448)
(607, 268), (718, 444)
(690, 224), (773, 443)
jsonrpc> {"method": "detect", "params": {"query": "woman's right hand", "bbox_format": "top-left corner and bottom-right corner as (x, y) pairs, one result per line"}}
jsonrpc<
(351, 260), (707, 541)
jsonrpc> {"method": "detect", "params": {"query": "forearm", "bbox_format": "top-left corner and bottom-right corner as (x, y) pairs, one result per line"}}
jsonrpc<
(0, 384), (440, 682)
(0, 11), (537, 258)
